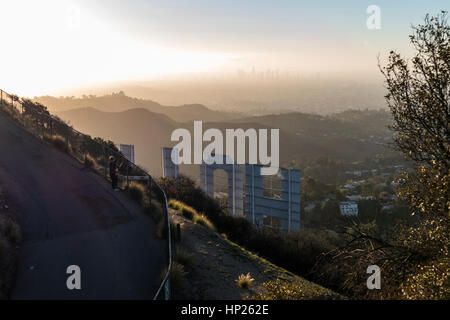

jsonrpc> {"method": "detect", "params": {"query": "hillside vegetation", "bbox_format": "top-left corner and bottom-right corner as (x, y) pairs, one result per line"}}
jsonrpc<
(169, 204), (340, 300)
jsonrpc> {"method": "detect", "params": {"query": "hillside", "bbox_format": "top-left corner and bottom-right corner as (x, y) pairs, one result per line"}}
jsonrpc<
(0, 111), (166, 299)
(170, 209), (341, 300)
(57, 107), (177, 174)
(196, 113), (390, 165)
(231, 110), (392, 142)
(54, 106), (392, 177)
(34, 93), (239, 123)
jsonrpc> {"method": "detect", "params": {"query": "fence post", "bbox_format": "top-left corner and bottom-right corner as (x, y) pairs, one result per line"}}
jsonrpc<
(126, 165), (129, 187)
(252, 164), (255, 225)
(176, 223), (181, 242)
(148, 177), (152, 207)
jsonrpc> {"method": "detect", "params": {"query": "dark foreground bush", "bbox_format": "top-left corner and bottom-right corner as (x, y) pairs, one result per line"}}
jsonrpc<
(125, 182), (148, 206)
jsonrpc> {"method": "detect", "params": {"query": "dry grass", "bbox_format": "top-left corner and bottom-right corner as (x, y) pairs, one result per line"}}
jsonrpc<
(125, 182), (148, 206)
(170, 200), (216, 231)
(157, 219), (176, 239)
(0, 216), (21, 245)
(167, 262), (188, 290)
(193, 214), (216, 231)
(168, 199), (183, 210)
(236, 273), (255, 289)
(181, 206), (196, 220)
(83, 154), (97, 170)
(174, 247), (196, 270)
(43, 134), (69, 153)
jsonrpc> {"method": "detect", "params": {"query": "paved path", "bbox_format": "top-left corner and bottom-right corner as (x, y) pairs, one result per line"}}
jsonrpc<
(0, 113), (166, 299)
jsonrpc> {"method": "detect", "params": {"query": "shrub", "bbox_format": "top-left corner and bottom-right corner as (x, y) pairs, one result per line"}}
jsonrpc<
(0, 216), (21, 299)
(248, 279), (305, 300)
(168, 199), (182, 210)
(83, 154), (97, 170)
(180, 206), (196, 220)
(174, 248), (196, 270)
(159, 175), (339, 295)
(169, 199), (216, 231)
(159, 175), (223, 222)
(0, 217), (21, 245)
(236, 273), (255, 289)
(126, 182), (148, 205)
(157, 219), (176, 239)
(193, 214), (216, 231)
(145, 201), (164, 222)
(168, 262), (188, 289)
(44, 135), (69, 153)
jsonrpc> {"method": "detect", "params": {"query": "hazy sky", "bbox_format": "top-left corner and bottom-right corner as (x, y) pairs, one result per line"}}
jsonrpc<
(1, 0), (448, 96)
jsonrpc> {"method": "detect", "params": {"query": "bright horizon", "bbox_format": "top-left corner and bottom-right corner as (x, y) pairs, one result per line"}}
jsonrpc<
(1, 0), (448, 97)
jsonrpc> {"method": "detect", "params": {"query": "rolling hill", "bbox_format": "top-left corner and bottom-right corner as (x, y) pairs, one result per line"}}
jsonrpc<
(55, 105), (392, 178)
(57, 107), (177, 174)
(35, 93), (239, 123)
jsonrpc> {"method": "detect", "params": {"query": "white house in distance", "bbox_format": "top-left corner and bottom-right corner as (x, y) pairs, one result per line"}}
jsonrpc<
(339, 201), (358, 216)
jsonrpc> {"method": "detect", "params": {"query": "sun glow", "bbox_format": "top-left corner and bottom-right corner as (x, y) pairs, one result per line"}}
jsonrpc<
(0, 0), (231, 97)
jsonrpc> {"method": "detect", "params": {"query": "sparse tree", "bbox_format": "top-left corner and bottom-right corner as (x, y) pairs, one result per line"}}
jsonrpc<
(379, 11), (449, 171)
(320, 12), (449, 300)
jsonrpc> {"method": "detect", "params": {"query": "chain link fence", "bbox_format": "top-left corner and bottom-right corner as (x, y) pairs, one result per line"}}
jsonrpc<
(0, 89), (172, 299)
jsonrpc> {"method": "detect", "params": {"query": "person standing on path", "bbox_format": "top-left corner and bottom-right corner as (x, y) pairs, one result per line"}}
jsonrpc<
(109, 156), (119, 191)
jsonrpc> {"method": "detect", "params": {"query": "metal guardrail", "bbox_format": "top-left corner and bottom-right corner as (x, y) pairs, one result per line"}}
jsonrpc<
(0, 89), (172, 300)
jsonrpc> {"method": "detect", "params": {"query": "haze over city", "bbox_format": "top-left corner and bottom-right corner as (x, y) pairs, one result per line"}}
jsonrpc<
(1, 0), (448, 113)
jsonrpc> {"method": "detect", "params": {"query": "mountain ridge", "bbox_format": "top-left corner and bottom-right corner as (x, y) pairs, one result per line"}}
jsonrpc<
(34, 93), (240, 123)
